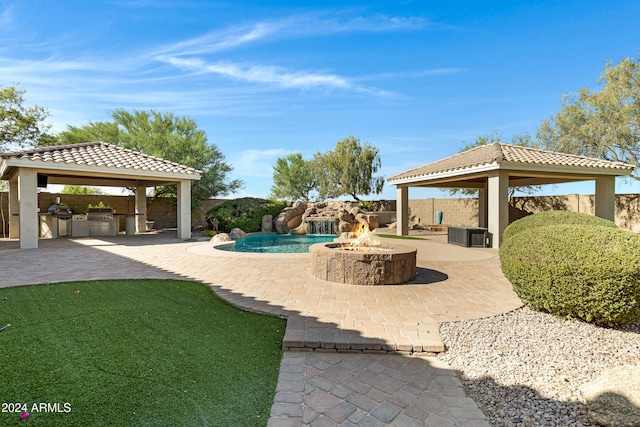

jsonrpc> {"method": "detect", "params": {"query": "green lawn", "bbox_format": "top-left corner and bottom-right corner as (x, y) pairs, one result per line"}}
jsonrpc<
(0, 279), (285, 426)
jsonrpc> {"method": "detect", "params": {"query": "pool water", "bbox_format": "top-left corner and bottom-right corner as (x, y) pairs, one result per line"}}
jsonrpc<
(217, 234), (336, 253)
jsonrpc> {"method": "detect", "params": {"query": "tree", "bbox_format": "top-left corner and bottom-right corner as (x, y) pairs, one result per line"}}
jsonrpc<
(58, 121), (120, 145)
(270, 153), (316, 201)
(56, 109), (243, 209)
(61, 185), (105, 195)
(537, 57), (640, 180)
(311, 136), (384, 201)
(1, 85), (57, 150)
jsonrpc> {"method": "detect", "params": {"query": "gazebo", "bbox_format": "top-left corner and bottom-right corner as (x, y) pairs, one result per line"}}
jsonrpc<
(0, 142), (203, 249)
(388, 143), (636, 248)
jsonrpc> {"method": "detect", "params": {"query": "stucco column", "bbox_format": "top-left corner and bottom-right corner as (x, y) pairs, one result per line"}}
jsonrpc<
(487, 171), (509, 248)
(595, 176), (616, 222)
(477, 187), (488, 228)
(135, 186), (147, 233)
(18, 168), (38, 249)
(176, 180), (191, 240)
(8, 174), (19, 239)
(396, 186), (409, 236)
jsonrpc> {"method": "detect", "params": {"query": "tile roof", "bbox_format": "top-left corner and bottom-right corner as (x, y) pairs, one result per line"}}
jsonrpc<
(388, 142), (635, 182)
(1, 142), (202, 177)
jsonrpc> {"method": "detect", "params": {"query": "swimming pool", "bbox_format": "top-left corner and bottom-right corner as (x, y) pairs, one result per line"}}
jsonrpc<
(216, 234), (336, 253)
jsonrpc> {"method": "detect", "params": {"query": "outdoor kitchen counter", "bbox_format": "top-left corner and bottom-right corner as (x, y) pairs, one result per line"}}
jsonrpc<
(71, 215), (118, 237)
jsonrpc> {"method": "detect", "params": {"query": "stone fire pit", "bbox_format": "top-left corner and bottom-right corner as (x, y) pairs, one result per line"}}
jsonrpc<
(309, 242), (417, 286)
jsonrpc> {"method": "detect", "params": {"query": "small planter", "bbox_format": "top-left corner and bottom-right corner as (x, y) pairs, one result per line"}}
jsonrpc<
(145, 221), (155, 232)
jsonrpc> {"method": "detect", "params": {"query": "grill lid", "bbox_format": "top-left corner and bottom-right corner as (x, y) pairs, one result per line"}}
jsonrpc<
(48, 204), (73, 219)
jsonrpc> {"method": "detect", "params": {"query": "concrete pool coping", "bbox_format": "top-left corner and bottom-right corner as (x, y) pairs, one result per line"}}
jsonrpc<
(201, 232), (496, 262)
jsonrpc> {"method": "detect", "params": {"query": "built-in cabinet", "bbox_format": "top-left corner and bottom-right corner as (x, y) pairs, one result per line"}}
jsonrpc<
(39, 214), (118, 238)
(72, 215), (118, 237)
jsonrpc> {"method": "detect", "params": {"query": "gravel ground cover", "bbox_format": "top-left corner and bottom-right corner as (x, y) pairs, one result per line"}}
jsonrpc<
(439, 307), (640, 426)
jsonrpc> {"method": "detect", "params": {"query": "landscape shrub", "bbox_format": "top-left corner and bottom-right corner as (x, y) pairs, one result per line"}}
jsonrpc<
(503, 210), (617, 241)
(500, 224), (640, 324)
(206, 198), (288, 233)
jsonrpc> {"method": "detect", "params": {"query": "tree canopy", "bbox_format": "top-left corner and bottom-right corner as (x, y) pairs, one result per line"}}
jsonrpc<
(57, 109), (243, 208)
(537, 57), (640, 180)
(311, 136), (384, 201)
(61, 185), (106, 195)
(1, 85), (57, 151)
(270, 153), (316, 201)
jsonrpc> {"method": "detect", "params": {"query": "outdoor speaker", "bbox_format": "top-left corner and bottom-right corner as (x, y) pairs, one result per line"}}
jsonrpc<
(37, 174), (48, 188)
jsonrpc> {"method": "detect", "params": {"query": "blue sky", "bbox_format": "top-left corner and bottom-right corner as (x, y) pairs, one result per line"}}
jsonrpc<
(2, 0), (639, 200)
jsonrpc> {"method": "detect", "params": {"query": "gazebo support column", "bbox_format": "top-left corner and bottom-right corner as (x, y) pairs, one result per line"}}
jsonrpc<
(8, 174), (19, 239)
(595, 176), (615, 222)
(487, 171), (509, 248)
(478, 187), (488, 228)
(135, 186), (147, 233)
(396, 186), (409, 236)
(18, 169), (38, 249)
(177, 180), (191, 240)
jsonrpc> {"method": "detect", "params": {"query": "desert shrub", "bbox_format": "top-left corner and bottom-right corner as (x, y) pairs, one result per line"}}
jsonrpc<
(201, 229), (216, 237)
(503, 210), (617, 241)
(205, 198), (288, 233)
(500, 224), (640, 324)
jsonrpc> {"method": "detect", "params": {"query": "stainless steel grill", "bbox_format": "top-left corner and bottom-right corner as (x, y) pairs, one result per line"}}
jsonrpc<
(47, 204), (73, 220)
(87, 207), (113, 221)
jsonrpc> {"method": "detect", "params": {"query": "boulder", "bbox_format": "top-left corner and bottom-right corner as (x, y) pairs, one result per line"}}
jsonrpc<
(261, 215), (273, 233)
(287, 214), (303, 229)
(579, 365), (640, 427)
(211, 233), (232, 242)
(289, 222), (308, 235)
(363, 214), (379, 229)
(273, 200), (381, 236)
(338, 211), (352, 222)
(355, 213), (370, 228)
(301, 207), (316, 221)
(338, 221), (353, 233)
(274, 202), (307, 234)
(273, 213), (287, 234)
(229, 228), (248, 239)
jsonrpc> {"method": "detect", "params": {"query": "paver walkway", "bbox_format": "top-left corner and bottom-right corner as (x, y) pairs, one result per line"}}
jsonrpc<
(0, 231), (522, 426)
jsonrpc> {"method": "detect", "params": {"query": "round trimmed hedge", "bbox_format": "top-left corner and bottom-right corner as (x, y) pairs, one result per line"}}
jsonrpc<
(503, 210), (617, 242)
(500, 223), (640, 324)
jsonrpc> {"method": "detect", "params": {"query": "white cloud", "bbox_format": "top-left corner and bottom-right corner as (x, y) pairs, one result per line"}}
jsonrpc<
(0, 9), (425, 133)
(148, 12), (429, 94)
(151, 22), (282, 57)
(306, 13), (428, 34)
(151, 13), (428, 58)
(0, 5), (14, 31)
(159, 56), (352, 90)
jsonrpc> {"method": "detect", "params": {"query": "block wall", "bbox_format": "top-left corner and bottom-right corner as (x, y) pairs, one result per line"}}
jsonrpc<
(1, 193), (638, 233)
(408, 198), (479, 227)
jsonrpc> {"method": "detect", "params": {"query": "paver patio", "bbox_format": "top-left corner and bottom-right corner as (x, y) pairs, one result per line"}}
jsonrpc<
(0, 231), (522, 425)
